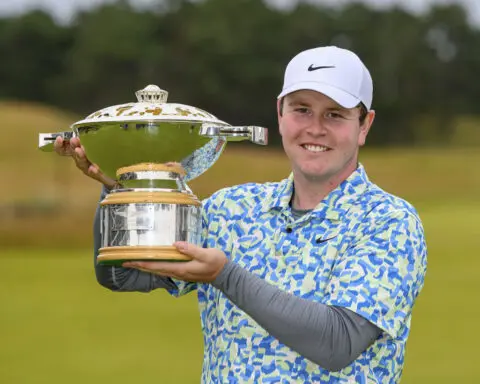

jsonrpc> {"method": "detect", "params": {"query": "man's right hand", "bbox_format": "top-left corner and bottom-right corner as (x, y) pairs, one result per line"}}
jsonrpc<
(54, 136), (117, 190)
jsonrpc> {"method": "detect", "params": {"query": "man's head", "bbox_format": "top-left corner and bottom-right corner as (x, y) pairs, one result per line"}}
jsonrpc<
(277, 46), (375, 184)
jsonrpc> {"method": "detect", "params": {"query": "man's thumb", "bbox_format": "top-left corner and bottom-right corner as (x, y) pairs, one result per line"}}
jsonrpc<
(174, 242), (204, 260)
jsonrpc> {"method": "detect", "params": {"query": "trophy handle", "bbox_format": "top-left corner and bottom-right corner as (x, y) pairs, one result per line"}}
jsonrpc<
(199, 125), (268, 145)
(38, 131), (76, 152)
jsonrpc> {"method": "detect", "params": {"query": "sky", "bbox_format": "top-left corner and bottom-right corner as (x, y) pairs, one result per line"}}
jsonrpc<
(0, 0), (479, 26)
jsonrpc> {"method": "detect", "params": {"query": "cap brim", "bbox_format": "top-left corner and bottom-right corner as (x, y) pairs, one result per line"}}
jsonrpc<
(277, 81), (361, 109)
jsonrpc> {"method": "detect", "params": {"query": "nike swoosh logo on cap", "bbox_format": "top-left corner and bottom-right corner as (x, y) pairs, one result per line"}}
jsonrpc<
(308, 64), (336, 71)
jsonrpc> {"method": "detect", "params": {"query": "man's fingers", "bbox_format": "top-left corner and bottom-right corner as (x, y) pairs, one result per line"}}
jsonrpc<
(53, 136), (63, 153)
(73, 147), (91, 171)
(174, 242), (208, 261)
(70, 137), (81, 148)
(87, 164), (100, 176)
(122, 246), (227, 283)
(74, 146), (86, 159)
(54, 136), (83, 157)
(54, 136), (72, 156)
(87, 164), (103, 181)
(52, 136), (116, 189)
(87, 164), (117, 188)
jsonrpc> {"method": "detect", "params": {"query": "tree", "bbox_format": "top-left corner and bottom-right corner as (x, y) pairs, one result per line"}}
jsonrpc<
(0, 11), (72, 103)
(0, 0), (479, 147)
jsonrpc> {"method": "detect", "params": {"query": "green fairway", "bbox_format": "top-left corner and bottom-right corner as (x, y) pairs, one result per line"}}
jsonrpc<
(2, 201), (480, 383)
(0, 250), (203, 384)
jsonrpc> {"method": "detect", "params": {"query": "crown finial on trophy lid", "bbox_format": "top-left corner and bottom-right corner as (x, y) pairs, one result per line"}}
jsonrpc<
(135, 84), (169, 103)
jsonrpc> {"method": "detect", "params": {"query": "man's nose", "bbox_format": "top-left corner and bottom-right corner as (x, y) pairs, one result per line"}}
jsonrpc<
(306, 116), (328, 135)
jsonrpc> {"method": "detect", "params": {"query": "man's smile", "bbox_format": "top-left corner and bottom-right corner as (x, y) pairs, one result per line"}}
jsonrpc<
(301, 144), (332, 153)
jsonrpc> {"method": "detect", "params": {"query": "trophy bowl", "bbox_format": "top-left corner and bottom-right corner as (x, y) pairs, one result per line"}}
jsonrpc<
(39, 85), (268, 264)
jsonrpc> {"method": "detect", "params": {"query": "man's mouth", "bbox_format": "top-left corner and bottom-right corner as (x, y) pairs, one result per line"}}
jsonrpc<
(302, 144), (331, 153)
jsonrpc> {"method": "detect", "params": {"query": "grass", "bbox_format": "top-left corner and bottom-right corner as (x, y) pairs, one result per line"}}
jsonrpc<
(1, 101), (480, 382)
(2, 201), (480, 383)
(0, 250), (203, 384)
(402, 203), (480, 383)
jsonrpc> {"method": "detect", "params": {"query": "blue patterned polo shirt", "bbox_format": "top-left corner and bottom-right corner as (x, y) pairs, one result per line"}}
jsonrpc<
(170, 164), (427, 383)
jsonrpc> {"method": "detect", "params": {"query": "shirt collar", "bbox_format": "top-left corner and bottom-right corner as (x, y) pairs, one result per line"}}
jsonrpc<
(265, 164), (371, 220)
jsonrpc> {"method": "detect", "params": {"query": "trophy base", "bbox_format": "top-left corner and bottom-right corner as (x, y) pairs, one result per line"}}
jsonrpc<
(97, 245), (191, 266)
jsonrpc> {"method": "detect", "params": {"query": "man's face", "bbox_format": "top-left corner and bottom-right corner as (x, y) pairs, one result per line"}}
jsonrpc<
(278, 90), (375, 184)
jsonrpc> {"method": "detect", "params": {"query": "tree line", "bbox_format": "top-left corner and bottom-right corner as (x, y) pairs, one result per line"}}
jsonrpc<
(1, 0), (479, 146)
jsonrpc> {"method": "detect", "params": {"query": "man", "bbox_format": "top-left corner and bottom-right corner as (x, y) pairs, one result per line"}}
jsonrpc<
(55, 46), (427, 383)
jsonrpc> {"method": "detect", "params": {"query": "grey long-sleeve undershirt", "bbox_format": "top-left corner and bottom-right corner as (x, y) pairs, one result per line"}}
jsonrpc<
(211, 261), (381, 371)
(93, 189), (382, 371)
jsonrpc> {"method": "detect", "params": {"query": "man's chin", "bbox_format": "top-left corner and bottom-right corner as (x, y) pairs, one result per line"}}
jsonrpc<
(297, 167), (331, 182)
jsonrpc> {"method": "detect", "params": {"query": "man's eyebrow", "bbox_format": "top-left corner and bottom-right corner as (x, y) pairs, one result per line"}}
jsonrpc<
(325, 106), (354, 113)
(287, 100), (356, 113)
(287, 99), (310, 106)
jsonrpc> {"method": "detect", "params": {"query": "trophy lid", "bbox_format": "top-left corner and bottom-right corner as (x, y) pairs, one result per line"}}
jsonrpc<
(72, 84), (228, 127)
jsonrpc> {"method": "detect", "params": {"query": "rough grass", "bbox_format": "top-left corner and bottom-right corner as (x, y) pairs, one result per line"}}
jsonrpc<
(1, 101), (479, 206)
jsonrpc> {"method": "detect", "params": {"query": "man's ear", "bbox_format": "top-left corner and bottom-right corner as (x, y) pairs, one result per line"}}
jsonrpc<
(277, 98), (284, 136)
(358, 110), (375, 146)
(277, 98), (283, 119)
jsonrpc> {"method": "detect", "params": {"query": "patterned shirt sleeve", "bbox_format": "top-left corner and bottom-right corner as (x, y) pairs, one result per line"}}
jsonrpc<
(323, 208), (427, 338)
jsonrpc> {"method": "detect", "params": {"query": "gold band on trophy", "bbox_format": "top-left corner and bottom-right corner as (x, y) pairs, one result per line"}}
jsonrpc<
(98, 245), (192, 262)
(116, 162), (187, 177)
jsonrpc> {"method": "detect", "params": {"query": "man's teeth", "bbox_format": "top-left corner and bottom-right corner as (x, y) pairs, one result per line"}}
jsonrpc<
(303, 144), (329, 152)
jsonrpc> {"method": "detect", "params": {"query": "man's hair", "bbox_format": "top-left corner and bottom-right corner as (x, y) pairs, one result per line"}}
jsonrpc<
(279, 97), (369, 125)
(358, 103), (368, 125)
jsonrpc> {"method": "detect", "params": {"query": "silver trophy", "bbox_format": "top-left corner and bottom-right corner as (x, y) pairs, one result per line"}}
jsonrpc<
(39, 85), (268, 264)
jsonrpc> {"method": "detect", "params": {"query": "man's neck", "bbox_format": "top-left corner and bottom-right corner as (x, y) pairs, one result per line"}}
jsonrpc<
(291, 166), (357, 210)
(291, 179), (336, 210)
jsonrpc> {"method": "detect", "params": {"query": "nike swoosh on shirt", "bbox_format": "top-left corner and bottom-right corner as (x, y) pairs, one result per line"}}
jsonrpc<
(316, 235), (338, 244)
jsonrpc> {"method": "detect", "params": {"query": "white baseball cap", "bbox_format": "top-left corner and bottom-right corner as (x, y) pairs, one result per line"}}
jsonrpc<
(278, 46), (373, 110)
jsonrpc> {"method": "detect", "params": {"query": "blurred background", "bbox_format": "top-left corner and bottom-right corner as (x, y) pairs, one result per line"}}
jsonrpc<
(1, 0), (479, 382)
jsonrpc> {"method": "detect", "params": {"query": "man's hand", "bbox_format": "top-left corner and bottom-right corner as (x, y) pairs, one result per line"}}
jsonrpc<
(54, 136), (117, 189)
(122, 242), (228, 283)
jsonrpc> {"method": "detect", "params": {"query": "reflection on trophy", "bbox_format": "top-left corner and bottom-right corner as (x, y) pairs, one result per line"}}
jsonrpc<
(38, 85), (268, 264)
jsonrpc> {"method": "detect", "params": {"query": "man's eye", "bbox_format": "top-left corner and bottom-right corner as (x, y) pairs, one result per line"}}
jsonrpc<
(294, 107), (310, 114)
(325, 112), (344, 119)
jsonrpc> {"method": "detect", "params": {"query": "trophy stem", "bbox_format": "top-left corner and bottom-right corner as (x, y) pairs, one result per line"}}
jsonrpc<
(116, 162), (189, 191)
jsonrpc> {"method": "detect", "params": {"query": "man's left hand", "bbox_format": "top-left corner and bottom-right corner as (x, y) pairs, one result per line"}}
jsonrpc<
(122, 242), (228, 283)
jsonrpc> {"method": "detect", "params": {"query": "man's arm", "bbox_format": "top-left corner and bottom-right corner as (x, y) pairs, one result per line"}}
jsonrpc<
(212, 261), (381, 372)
